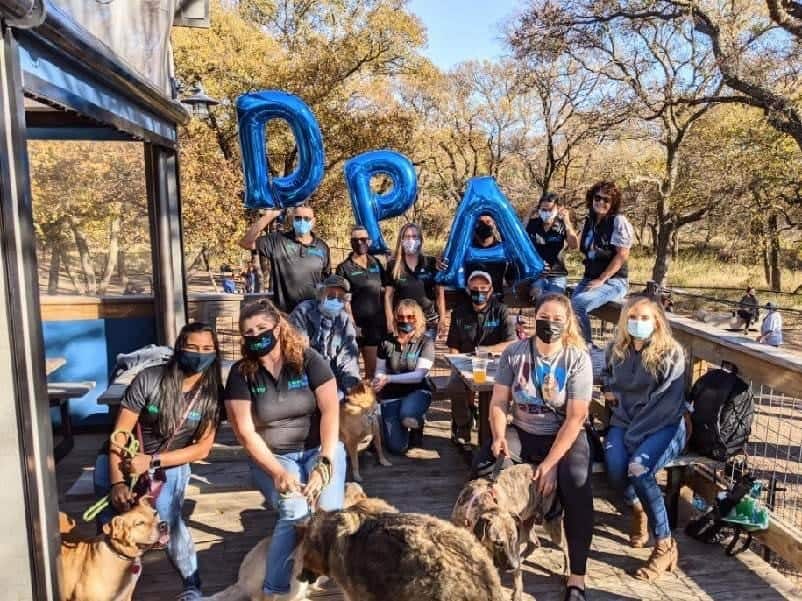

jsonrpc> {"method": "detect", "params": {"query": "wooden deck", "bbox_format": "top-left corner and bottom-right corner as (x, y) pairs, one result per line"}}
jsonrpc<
(57, 400), (802, 601)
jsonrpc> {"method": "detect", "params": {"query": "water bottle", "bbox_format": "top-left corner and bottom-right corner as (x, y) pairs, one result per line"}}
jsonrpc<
(692, 494), (709, 512)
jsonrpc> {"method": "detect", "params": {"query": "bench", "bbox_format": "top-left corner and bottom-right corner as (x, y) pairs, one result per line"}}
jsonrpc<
(48, 381), (95, 462)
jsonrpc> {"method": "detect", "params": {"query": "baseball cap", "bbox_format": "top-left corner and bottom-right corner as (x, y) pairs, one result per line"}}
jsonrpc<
(321, 274), (350, 292)
(467, 271), (493, 286)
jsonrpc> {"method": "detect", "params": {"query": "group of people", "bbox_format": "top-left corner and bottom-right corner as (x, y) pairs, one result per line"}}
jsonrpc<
(92, 181), (707, 601)
(735, 286), (784, 347)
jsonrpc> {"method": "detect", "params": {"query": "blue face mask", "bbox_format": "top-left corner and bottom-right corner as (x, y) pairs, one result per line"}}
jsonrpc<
(470, 291), (489, 305)
(627, 318), (655, 340)
(397, 321), (415, 333)
(293, 218), (313, 236)
(177, 351), (216, 374)
(320, 298), (344, 317)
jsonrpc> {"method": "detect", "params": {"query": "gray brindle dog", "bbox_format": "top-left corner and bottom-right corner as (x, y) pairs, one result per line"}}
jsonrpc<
(452, 460), (565, 601)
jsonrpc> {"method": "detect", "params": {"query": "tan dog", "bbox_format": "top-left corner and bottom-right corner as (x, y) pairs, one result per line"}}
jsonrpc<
(340, 381), (391, 482)
(452, 463), (562, 601)
(204, 483), (394, 601)
(59, 497), (169, 601)
(294, 507), (506, 601)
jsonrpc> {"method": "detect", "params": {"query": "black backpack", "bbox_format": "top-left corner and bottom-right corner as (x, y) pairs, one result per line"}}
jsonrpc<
(689, 366), (754, 461)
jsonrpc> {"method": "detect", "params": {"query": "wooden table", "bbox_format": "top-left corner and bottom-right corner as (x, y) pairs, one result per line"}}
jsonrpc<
(98, 359), (235, 407)
(46, 357), (66, 376)
(444, 353), (497, 446)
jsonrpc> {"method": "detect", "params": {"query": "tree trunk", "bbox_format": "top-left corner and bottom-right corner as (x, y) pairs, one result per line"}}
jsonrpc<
(47, 242), (61, 295)
(651, 220), (674, 287)
(762, 237), (771, 287)
(671, 228), (680, 260)
(648, 222), (658, 253)
(97, 211), (122, 295)
(767, 212), (782, 292)
(69, 218), (96, 295)
(117, 250), (129, 293)
(59, 247), (84, 294)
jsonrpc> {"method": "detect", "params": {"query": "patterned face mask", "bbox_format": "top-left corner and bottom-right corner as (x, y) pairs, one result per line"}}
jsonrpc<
(244, 329), (276, 357)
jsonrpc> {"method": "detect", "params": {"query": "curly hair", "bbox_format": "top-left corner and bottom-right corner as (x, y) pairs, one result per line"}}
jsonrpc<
(585, 181), (622, 218)
(609, 296), (682, 376)
(533, 293), (586, 351)
(237, 299), (308, 380)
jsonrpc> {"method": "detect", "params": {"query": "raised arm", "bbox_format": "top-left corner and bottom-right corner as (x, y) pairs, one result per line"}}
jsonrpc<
(239, 209), (281, 250)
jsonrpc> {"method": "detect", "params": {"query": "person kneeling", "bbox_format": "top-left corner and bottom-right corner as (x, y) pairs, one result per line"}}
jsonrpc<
(373, 299), (434, 454)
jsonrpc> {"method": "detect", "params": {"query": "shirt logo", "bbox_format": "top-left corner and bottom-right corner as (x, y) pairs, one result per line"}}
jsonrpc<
(250, 385), (267, 394)
(146, 404), (159, 415)
(307, 247), (325, 258)
(187, 410), (202, 422)
(368, 265), (380, 273)
(485, 320), (500, 328)
(288, 375), (310, 390)
(351, 270), (365, 276)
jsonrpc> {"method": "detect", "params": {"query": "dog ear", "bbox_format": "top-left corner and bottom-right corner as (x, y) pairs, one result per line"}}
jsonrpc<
(473, 516), (490, 540)
(138, 495), (154, 509)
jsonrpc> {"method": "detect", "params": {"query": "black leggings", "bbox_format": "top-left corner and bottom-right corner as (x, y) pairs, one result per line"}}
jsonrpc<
(472, 425), (594, 576)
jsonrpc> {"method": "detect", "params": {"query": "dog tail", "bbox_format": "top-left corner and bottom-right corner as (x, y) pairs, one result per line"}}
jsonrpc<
(201, 583), (249, 601)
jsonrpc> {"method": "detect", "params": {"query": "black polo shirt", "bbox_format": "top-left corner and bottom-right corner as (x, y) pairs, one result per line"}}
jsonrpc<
(446, 297), (516, 353)
(386, 255), (439, 320)
(256, 231), (331, 313)
(526, 217), (568, 276)
(224, 348), (334, 453)
(336, 254), (387, 325)
(377, 334), (435, 399)
(465, 240), (512, 296)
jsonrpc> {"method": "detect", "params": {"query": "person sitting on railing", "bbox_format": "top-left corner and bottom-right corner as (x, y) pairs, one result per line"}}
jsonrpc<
(734, 286), (759, 333)
(446, 270), (517, 453)
(602, 296), (687, 582)
(757, 302), (783, 347)
(289, 274), (361, 399)
(93, 322), (224, 601)
(571, 181), (634, 343)
(372, 299), (435, 454)
(526, 192), (579, 298)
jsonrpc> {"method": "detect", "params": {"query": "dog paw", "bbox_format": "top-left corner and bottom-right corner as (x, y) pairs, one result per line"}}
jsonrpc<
(379, 458), (392, 467)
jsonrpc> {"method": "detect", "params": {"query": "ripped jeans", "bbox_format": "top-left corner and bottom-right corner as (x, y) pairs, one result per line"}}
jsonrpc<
(604, 419), (686, 540)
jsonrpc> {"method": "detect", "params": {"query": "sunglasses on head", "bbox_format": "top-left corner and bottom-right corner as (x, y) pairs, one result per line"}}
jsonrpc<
(294, 216), (312, 222)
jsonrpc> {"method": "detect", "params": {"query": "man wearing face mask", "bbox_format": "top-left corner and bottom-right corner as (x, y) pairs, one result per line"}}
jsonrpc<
(289, 275), (361, 399)
(239, 203), (331, 313)
(336, 225), (388, 379)
(446, 271), (517, 451)
(526, 192), (579, 298)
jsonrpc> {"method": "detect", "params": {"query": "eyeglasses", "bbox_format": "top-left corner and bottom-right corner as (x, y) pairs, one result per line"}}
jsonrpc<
(593, 194), (611, 204)
(396, 314), (416, 322)
(351, 237), (369, 243)
(294, 216), (313, 222)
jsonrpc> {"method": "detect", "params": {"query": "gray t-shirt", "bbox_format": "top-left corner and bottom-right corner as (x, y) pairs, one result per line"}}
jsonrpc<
(496, 339), (593, 436)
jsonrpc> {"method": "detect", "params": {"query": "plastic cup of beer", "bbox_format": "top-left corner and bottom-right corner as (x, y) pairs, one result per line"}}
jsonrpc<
(472, 357), (488, 383)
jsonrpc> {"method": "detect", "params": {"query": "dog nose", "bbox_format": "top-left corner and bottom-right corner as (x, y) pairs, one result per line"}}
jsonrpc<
(158, 521), (169, 534)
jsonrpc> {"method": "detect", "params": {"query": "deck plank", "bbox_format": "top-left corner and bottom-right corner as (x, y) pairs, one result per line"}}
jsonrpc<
(57, 403), (802, 600)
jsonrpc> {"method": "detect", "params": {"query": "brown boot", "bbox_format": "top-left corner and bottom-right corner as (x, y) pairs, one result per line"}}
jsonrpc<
(629, 504), (649, 548)
(634, 537), (678, 581)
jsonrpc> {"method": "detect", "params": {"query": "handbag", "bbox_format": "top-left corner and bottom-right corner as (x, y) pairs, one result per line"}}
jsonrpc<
(132, 385), (203, 502)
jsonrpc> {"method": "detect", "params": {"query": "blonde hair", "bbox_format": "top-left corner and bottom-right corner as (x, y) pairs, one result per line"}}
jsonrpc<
(609, 296), (680, 376)
(392, 223), (423, 281)
(237, 299), (308, 379)
(534, 293), (586, 350)
(395, 299), (427, 339)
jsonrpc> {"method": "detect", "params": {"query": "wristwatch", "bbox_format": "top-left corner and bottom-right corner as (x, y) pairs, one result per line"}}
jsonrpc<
(150, 453), (162, 470)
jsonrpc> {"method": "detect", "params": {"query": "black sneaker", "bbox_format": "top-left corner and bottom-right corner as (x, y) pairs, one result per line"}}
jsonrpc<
(408, 427), (424, 449)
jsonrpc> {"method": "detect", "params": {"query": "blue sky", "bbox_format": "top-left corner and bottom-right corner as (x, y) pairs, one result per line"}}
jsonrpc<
(408, 0), (520, 70)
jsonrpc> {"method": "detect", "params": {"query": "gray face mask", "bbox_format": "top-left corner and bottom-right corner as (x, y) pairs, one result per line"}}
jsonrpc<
(402, 238), (421, 254)
(539, 209), (556, 222)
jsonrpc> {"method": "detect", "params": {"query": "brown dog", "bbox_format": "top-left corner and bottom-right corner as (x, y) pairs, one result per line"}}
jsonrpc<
(452, 463), (562, 601)
(340, 381), (391, 482)
(294, 507), (506, 601)
(59, 497), (169, 601)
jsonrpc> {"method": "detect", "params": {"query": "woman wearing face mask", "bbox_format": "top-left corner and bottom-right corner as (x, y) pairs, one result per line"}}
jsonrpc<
(225, 300), (345, 600)
(572, 181), (634, 343)
(336, 225), (388, 379)
(373, 299), (435, 454)
(526, 192), (579, 298)
(473, 293), (594, 601)
(93, 322), (223, 601)
(385, 223), (446, 339)
(289, 274), (361, 398)
(464, 214), (513, 298)
(602, 297), (687, 582)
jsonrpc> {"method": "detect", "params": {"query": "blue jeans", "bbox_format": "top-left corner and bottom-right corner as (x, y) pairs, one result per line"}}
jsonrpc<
(250, 443), (346, 594)
(380, 390), (432, 454)
(605, 419), (686, 540)
(93, 454), (200, 590)
(571, 277), (629, 342)
(530, 275), (567, 296)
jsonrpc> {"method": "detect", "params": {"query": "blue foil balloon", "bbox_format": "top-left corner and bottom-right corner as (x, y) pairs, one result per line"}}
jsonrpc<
(237, 90), (325, 209)
(344, 150), (417, 254)
(436, 176), (544, 288)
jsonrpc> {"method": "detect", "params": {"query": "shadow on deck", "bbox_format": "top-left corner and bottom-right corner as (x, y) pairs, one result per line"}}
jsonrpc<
(56, 400), (802, 601)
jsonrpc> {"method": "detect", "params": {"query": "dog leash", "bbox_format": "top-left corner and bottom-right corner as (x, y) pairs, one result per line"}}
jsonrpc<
(82, 430), (141, 522)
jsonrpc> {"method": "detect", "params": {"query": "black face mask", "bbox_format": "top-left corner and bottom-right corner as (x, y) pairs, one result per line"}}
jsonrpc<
(475, 222), (494, 239)
(350, 239), (369, 255)
(177, 351), (216, 374)
(243, 329), (277, 357)
(535, 319), (565, 343)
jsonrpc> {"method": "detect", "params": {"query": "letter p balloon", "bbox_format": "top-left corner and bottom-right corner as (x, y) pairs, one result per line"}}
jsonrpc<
(344, 150), (417, 254)
(237, 90), (325, 209)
